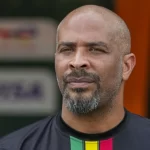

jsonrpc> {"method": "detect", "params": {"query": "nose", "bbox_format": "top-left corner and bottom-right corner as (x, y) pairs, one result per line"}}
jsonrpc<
(68, 50), (90, 69)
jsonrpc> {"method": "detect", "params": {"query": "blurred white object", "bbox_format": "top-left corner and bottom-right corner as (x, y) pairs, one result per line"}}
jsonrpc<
(0, 68), (58, 115)
(0, 18), (57, 61)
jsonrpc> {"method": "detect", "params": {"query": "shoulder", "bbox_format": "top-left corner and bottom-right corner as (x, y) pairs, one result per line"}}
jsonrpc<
(127, 111), (150, 132)
(0, 115), (55, 149)
(128, 111), (150, 124)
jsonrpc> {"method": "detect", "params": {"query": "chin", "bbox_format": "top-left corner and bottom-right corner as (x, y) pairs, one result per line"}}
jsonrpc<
(70, 90), (93, 98)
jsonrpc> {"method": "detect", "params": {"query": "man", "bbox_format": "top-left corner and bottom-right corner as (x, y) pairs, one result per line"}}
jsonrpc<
(0, 4), (150, 150)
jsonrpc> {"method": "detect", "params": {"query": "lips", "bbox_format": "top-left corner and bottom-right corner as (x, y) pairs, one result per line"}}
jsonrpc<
(66, 77), (95, 83)
(64, 75), (96, 89)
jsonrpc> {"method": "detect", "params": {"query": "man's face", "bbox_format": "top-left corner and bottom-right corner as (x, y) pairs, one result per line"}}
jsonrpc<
(55, 13), (123, 114)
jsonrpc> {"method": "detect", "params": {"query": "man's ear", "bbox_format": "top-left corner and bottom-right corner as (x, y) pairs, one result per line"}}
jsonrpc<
(122, 53), (136, 81)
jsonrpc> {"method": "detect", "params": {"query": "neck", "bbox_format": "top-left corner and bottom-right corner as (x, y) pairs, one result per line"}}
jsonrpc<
(61, 100), (125, 134)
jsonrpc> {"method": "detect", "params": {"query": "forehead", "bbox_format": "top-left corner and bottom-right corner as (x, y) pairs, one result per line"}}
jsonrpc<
(58, 13), (111, 44)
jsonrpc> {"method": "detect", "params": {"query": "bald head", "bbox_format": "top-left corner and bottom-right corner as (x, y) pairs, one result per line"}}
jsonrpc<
(57, 5), (131, 55)
(55, 5), (136, 116)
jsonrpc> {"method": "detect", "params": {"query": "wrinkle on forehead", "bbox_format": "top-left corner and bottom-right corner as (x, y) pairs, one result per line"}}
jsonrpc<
(57, 5), (131, 55)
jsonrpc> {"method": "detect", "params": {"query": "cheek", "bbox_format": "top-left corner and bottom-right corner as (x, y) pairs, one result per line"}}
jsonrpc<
(55, 55), (68, 79)
(94, 58), (122, 81)
(106, 63), (122, 83)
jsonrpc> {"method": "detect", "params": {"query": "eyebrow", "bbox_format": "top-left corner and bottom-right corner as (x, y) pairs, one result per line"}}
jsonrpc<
(57, 41), (109, 51)
(86, 42), (108, 49)
(57, 42), (76, 49)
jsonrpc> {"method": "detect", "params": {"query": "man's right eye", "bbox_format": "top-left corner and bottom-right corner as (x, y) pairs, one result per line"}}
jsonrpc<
(59, 47), (73, 52)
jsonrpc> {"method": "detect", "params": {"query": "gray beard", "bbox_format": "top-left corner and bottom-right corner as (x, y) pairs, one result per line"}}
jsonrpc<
(62, 81), (121, 115)
(63, 87), (100, 114)
(60, 64), (122, 115)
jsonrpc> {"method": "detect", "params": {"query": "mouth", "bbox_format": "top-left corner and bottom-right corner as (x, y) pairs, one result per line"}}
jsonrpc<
(66, 77), (95, 88)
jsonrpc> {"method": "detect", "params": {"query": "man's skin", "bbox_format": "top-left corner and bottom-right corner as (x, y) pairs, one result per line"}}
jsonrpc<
(55, 5), (136, 134)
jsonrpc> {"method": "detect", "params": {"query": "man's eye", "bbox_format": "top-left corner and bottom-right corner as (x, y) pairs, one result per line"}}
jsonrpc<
(60, 48), (73, 52)
(89, 48), (105, 52)
(89, 48), (96, 52)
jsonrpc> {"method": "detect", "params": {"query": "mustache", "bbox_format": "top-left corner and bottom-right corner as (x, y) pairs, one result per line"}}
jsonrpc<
(63, 69), (100, 83)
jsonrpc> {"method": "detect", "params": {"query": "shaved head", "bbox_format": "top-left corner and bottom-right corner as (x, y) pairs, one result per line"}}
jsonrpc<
(57, 5), (131, 56)
(55, 5), (136, 115)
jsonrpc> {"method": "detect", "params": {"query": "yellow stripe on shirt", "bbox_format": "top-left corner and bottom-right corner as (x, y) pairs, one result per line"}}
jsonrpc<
(85, 141), (99, 150)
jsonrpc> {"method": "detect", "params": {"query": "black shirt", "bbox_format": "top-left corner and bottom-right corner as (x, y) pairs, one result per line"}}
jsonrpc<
(0, 110), (150, 150)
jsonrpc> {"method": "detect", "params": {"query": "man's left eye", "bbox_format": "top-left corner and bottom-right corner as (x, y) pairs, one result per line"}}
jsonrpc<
(89, 48), (105, 52)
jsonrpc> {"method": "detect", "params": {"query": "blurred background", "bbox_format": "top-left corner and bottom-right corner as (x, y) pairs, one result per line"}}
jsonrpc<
(0, 0), (149, 137)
